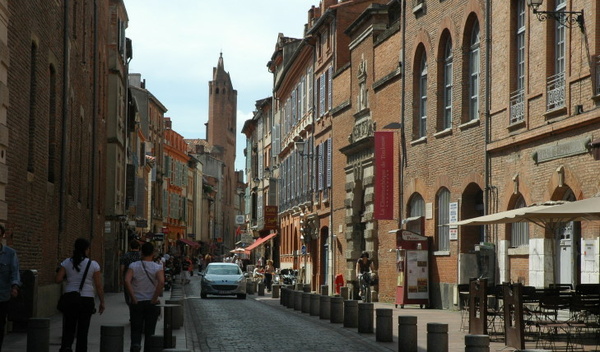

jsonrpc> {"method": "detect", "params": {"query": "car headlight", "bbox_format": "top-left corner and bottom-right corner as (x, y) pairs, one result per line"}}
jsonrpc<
(204, 278), (214, 283)
(236, 277), (244, 283)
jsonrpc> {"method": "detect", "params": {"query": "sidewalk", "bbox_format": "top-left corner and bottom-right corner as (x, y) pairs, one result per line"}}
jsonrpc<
(2, 288), (186, 352)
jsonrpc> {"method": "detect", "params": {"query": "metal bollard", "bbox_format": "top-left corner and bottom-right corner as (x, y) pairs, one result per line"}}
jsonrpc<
(166, 299), (183, 330)
(100, 325), (124, 352)
(144, 335), (164, 352)
(303, 284), (311, 293)
(398, 316), (418, 352)
(293, 290), (302, 311)
(310, 293), (320, 316)
(358, 302), (374, 333)
(163, 305), (176, 349)
(280, 287), (286, 305)
(427, 323), (448, 352)
(258, 282), (265, 296)
(340, 286), (349, 300)
(302, 292), (311, 314)
(27, 318), (50, 352)
(287, 288), (295, 308)
(344, 300), (358, 328)
(376, 309), (393, 342)
(319, 295), (331, 320)
(320, 285), (328, 295)
(330, 296), (344, 324)
(464, 334), (490, 352)
(295, 283), (303, 291)
(272, 284), (281, 298)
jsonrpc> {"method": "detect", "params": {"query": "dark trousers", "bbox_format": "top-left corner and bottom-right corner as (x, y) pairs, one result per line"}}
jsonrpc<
(264, 273), (273, 290)
(129, 301), (160, 348)
(60, 296), (95, 352)
(0, 300), (9, 351)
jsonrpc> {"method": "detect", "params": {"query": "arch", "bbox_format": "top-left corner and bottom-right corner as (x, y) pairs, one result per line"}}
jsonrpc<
(436, 187), (451, 251)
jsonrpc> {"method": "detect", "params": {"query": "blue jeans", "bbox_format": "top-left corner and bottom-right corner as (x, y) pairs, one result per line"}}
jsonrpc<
(129, 301), (161, 348)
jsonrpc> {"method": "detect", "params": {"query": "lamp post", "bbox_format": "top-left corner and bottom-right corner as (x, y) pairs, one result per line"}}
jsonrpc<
(527, 0), (584, 30)
(295, 137), (313, 285)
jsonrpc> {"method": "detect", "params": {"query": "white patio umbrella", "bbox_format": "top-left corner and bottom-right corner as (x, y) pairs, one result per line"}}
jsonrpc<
(448, 201), (564, 226)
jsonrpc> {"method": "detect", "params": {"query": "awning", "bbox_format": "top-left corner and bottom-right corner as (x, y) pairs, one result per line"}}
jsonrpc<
(178, 238), (200, 248)
(244, 233), (277, 252)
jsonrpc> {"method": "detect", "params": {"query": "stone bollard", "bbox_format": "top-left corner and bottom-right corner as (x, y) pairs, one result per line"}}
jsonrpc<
(280, 287), (287, 306)
(287, 288), (295, 309)
(295, 283), (303, 291)
(293, 290), (302, 311)
(27, 318), (50, 352)
(310, 293), (320, 316)
(163, 305), (177, 349)
(398, 316), (418, 352)
(302, 292), (311, 314)
(246, 279), (254, 294)
(464, 335), (490, 352)
(166, 299), (183, 330)
(330, 296), (344, 324)
(376, 309), (393, 342)
(343, 300), (358, 328)
(258, 282), (265, 296)
(144, 335), (164, 352)
(319, 295), (331, 320)
(320, 285), (329, 295)
(427, 323), (448, 352)
(340, 286), (349, 300)
(99, 325), (124, 352)
(303, 284), (311, 293)
(272, 284), (281, 299)
(358, 303), (374, 333)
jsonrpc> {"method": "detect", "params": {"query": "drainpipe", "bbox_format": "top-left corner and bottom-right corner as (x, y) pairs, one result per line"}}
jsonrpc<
(59, 0), (70, 240)
(484, 0), (492, 243)
(399, 0), (407, 224)
(90, 0), (98, 240)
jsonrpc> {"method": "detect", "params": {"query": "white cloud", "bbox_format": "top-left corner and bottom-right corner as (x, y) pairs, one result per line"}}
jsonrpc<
(125, 0), (315, 170)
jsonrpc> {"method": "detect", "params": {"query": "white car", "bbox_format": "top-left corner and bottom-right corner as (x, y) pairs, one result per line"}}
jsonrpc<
(200, 262), (247, 299)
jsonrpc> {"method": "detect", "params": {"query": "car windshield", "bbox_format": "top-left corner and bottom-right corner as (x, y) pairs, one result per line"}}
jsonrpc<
(206, 265), (241, 276)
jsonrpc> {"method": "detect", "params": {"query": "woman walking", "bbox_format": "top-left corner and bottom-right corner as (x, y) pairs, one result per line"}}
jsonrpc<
(55, 238), (105, 352)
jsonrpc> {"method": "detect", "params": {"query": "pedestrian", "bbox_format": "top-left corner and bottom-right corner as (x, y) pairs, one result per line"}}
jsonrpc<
(0, 224), (21, 351)
(124, 242), (164, 352)
(55, 238), (105, 352)
(186, 256), (194, 279)
(120, 239), (141, 305)
(204, 252), (212, 266)
(264, 259), (275, 292)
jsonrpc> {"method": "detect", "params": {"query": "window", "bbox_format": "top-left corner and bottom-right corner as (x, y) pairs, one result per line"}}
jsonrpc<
(547, 0), (566, 111)
(510, 0), (526, 124)
(510, 196), (528, 247)
(469, 22), (480, 121)
(443, 38), (453, 129)
(437, 188), (450, 251)
(28, 42), (38, 173)
(408, 194), (425, 234)
(419, 55), (428, 137)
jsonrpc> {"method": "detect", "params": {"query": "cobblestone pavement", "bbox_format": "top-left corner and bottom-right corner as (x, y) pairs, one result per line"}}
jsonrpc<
(184, 279), (395, 352)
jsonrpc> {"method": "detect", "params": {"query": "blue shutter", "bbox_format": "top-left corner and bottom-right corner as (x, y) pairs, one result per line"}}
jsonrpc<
(327, 138), (332, 188)
(327, 66), (333, 111)
(318, 143), (323, 191)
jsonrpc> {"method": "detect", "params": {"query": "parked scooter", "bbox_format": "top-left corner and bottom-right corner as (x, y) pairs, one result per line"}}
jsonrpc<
(279, 268), (297, 286)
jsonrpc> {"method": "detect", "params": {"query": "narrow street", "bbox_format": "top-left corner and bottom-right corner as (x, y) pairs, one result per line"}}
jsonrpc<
(182, 278), (395, 352)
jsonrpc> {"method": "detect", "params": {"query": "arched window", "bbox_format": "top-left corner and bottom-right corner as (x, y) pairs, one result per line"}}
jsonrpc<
(437, 188), (451, 251)
(408, 194), (425, 234)
(510, 196), (528, 247)
(468, 22), (480, 121)
(418, 54), (428, 137)
(442, 38), (453, 130)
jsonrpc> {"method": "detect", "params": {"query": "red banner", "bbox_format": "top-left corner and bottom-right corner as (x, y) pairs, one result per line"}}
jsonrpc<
(374, 131), (394, 220)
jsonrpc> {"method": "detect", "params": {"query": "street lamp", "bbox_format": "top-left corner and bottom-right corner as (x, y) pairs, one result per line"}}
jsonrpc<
(294, 138), (314, 158)
(527, 0), (584, 30)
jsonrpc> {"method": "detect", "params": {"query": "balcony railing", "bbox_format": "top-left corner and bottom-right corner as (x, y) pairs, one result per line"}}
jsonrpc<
(546, 72), (565, 111)
(509, 89), (525, 125)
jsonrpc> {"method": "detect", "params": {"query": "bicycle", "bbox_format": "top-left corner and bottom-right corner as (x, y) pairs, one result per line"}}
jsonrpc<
(359, 271), (373, 302)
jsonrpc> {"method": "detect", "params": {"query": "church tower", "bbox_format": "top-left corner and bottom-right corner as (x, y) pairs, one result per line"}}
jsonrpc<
(206, 53), (237, 249)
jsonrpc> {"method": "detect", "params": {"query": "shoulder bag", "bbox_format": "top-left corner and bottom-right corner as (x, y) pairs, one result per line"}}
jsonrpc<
(57, 259), (92, 313)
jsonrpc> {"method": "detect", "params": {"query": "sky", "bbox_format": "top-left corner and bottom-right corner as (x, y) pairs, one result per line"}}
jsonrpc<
(125, 0), (320, 172)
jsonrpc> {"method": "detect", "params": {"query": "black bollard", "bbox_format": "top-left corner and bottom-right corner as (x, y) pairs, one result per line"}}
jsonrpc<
(376, 309), (393, 342)
(272, 284), (281, 298)
(319, 295), (331, 320)
(344, 300), (358, 328)
(320, 285), (328, 295)
(398, 316), (418, 352)
(100, 325), (124, 352)
(464, 334), (490, 352)
(340, 286), (349, 300)
(302, 292), (311, 314)
(310, 293), (320, 316)
(27, 318), (50, 352)
(166, 299), (183, 330)
(144, 335), (164, 352)
(163, 305), (176, 349)
(258, 282), (265, 296)
(358, 302), (374, 333)
(293, 290), (302, 311)
(303, 284), (311, 293)
(427, 323), (448, 352)
(330, 296), (344, 324)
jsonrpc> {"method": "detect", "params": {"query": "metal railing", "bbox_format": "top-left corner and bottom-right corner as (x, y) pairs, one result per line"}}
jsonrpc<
(546, 72), (565, 111)
(509, 89), (525, 125)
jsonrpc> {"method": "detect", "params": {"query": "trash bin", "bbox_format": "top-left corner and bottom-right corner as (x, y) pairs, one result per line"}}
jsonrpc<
(9, 270), (38, 332)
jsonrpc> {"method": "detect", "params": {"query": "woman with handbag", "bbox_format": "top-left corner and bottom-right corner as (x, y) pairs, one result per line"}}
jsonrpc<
(55, 238), (105, 352)
(124, 242), (164, 352)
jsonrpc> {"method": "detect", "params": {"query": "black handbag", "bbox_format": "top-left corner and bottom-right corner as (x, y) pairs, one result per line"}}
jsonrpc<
(57, 259), (92, 313)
